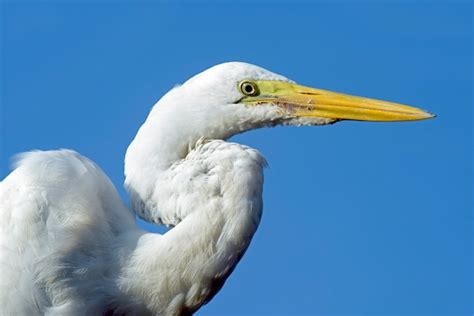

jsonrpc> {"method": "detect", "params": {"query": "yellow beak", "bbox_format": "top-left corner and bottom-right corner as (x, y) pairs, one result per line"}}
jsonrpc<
(241, 80), (434, 122)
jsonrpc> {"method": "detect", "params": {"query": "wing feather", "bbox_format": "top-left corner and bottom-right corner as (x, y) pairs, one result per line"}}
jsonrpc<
(0, 150), (134, 315)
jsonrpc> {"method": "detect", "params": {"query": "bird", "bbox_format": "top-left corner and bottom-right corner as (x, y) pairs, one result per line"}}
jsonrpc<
(0, 62), (434, 315)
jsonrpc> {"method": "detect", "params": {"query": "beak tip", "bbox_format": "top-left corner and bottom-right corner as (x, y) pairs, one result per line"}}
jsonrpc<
(423, 111), (437, 120)
(413, 107), (436, 120)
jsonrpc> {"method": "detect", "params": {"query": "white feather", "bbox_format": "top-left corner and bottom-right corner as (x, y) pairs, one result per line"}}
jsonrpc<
(1, 62), (330, 315)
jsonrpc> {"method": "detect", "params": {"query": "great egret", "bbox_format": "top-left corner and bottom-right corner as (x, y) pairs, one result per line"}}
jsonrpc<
(0, 62), (433, 315)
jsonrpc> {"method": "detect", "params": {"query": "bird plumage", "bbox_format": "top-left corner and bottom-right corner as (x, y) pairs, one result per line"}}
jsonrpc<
(0, 62), (433, 315)
(0, 150), (138, 314)
(0, 142), (265, 315)
(1, 63), (275, 315)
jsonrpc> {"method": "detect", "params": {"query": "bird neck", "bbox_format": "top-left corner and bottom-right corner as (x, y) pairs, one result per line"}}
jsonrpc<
(120, 187), (262, 314)
(122, 137), (265, 313)
(124, 107), (197, 215)
(122, 91), (268, 312)
(124, 97), (267, 218)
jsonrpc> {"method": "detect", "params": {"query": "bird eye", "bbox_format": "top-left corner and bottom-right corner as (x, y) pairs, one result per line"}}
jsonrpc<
(239, 81), (258, 96)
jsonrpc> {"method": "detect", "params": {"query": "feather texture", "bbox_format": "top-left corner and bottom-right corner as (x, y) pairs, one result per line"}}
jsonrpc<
(1, 62), (334, 315)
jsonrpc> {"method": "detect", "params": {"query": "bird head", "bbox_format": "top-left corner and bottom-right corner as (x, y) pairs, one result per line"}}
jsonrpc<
(125, 62), (434, 224)
(156, 62), (434, 140)
(129, 61), (434, 172)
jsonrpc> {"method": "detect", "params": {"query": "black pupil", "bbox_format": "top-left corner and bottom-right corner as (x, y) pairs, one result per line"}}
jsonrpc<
(244, 84), (253, 94)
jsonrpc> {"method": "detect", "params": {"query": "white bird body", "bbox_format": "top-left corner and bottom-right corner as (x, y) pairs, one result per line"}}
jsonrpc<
(0, 142), (264, 315)
(0, 150), (139, 314)
(0, 62), (432, 315)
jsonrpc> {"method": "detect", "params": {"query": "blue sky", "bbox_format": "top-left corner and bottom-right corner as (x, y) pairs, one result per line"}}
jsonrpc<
(1, 1), (472, 315)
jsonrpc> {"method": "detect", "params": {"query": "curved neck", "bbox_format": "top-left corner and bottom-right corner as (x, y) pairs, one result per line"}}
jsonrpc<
(122, 88), (268, 313)
(119, 197), (261, 314)
(124, 94), (272, 220)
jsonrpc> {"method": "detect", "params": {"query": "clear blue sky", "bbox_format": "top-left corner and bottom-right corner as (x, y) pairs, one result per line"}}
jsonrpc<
(1, 1), (472, 315)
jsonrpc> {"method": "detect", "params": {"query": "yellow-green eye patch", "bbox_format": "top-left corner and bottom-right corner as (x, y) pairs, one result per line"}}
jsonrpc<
(239, 81), (259, 96)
